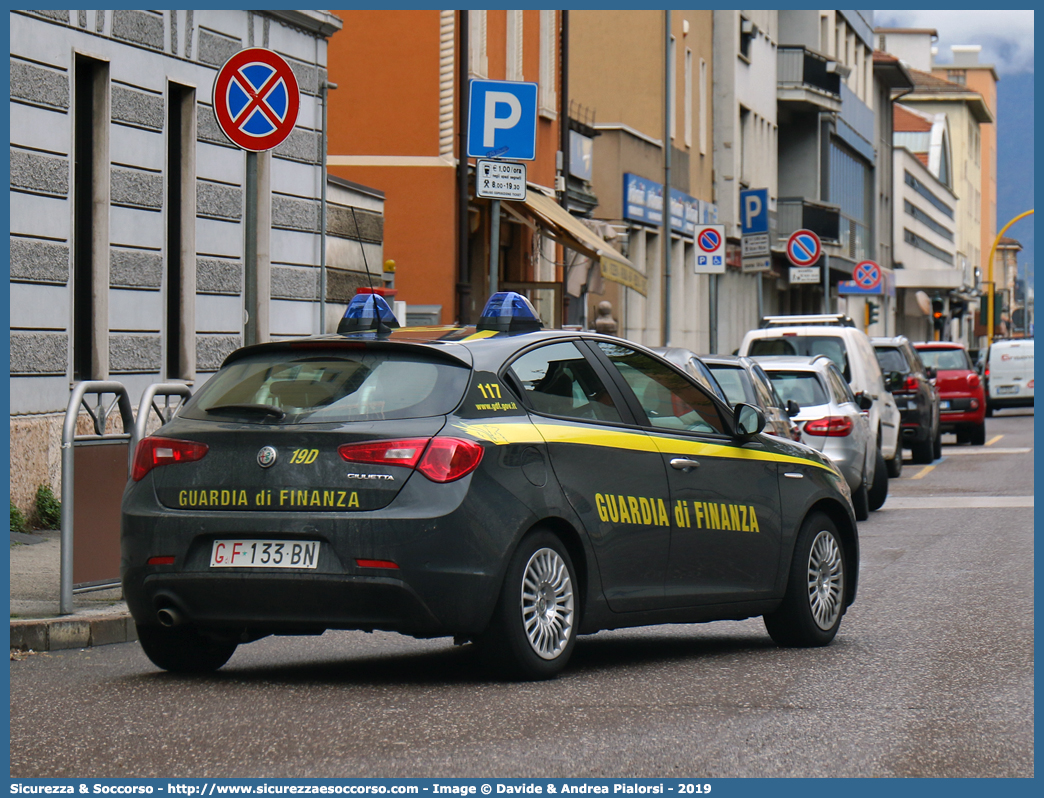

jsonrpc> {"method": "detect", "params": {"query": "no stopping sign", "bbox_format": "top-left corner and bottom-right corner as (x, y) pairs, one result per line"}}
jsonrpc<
(213, 48), (300, 152)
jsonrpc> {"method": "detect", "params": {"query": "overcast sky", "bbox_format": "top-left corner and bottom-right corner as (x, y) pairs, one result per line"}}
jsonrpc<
(875, 10), (1035, 75)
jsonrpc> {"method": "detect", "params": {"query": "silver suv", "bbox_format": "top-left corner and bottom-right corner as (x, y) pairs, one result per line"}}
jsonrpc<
(756, 355), (886, 519)
(739, 315), (903, 478)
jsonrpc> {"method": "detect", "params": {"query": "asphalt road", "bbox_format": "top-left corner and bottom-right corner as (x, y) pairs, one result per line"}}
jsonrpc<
(9, 411), (1034, 778)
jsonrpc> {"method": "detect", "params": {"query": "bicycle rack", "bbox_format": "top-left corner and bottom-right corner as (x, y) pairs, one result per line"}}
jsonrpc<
(60, 382), (135, 614)
(60, 381), (192, 615)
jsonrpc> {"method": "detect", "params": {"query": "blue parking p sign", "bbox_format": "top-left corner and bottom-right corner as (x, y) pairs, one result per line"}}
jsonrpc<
(467, 80), (538, 161)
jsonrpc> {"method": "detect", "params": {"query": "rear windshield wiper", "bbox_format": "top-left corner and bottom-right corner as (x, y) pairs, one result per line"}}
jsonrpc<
(204, 403), (286, 420)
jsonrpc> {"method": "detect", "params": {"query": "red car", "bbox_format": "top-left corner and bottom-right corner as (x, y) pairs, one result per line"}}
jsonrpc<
(913, 342), (986, 445)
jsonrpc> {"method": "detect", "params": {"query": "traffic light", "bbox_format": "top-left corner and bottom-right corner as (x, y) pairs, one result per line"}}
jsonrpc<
(949, 297), (966, 318)
(866, 301), (879, 326)
(931, 294), (945, 334)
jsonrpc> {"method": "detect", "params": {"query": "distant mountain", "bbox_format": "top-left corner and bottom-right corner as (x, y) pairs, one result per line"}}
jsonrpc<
(996, 71), (1034, 289)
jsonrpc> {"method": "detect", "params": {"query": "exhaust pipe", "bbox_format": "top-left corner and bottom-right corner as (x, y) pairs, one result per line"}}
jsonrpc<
(156, 607), (184, 628)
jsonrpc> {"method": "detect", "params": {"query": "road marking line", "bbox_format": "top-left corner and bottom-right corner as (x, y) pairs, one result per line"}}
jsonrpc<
(910, 464), (935, 479)
(986, 435), (1004, 446)
(941, 447), (1031, 455)
(885, 495), (1034, 510)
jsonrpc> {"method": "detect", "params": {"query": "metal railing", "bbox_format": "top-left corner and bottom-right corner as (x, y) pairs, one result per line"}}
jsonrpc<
(777, 47), (841, 98)
(129, 383), (193, 471)
(60, 381), (192, 615)
(60, 382), (135, 614)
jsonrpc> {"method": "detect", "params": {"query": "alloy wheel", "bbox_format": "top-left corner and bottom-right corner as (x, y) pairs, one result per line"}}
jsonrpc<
(520, 547), (575, 660)
(806, 530), (844, 630)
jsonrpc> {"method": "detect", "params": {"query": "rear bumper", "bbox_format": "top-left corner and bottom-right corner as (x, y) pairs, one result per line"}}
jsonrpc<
(894, 399), (932, 443)
(988, 395), (1034, 409)
(936, 392), (985, 429)
(122, 469), (534, 638)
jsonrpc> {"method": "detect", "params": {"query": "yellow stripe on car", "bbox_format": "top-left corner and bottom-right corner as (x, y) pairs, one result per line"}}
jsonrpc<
(452, 419), (835, 472)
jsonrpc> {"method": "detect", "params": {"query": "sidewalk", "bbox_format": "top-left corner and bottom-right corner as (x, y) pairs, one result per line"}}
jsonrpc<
(9, 529), (136, 652)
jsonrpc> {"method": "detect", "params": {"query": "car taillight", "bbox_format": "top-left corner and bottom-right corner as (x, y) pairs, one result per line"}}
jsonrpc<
(338, 438), (430, 469)
(904, 376), (919, 392)
(338, 437), (484, 483)
(966, 373), (980, 388)
(416, 438), (484, 483)
(804, 416), (854, 437)
(132, 437), (209, 481)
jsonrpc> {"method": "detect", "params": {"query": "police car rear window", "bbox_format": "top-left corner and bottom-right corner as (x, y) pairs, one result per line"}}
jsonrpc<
(182, 351), (470, 423)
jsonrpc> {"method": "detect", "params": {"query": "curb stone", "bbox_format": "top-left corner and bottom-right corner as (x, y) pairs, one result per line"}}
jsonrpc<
(10, 613), (137, 652)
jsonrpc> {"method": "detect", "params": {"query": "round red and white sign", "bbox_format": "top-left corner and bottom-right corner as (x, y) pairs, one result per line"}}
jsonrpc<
(213, 48), (300, 152)
(786, 230), (821, 267)
(697, 228), (722, 253)
(853, 260), (882, 291)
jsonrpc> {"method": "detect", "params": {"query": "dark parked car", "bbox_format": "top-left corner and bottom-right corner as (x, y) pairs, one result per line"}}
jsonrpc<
(701, 355), (802, 442)
(650, 346), (729, 403)
(872, 336), (940, 464)
(122, 292), (858, 679)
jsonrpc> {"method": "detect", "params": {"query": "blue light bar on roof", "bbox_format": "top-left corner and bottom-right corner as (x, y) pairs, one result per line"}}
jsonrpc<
(477, 291), (544, 333)
(337, 292), (401, 334)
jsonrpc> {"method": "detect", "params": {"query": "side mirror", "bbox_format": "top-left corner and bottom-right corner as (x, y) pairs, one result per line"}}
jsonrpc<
(733, 403), (766, 441)
(885, 371), (904, 392)
(855, 392), (874, 412)
(786, 399), (801, 417)
(925, 366), (936, 381)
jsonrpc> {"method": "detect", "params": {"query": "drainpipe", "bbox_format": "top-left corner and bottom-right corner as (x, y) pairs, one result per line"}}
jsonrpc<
(559, 11), (570, 209)
(662, 10), (672, 346)
(320, 80), (337, 333)
(456, 10), (471, 324)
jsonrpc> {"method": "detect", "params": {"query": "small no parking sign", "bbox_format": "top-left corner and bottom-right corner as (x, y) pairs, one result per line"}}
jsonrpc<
(693, 224), (725, 274)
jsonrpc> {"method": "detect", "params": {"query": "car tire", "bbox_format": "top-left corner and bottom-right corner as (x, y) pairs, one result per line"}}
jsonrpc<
(136, 624), (238, 673)
(932, 427), (943, 460)
(764, 512), (847, 647)
(910, 434), (934, 464)
(885, 449), (903, 478)
(956, 428), (971, 445)
(970, 422), (987, 446)
(851, 478), (869, 521)
(477, 530), (578, 681)
(868, 449), (888, 511)
(985, 403), (994, 418)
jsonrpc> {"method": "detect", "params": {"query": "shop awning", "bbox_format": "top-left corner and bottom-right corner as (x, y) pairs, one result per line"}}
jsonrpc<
(506, 188), (648, 297)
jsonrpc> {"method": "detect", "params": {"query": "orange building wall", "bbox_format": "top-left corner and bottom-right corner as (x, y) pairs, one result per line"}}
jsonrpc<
(325, 10), (562, 322)
(326, 10), (457, 321)
(936, 64), (998, 279)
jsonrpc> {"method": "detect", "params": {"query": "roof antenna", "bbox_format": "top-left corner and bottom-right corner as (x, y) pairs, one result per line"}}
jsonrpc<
(350, 204), (392, 334)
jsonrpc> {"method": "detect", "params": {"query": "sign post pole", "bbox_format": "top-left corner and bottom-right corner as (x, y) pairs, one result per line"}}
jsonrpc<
(489, 199), (501, 296)
(822, 254), (829, 314)
(244, 151), (258, 345)
(213, 47), (301, 346)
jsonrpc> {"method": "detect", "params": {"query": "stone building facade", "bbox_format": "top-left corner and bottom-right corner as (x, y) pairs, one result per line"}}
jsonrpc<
(9, 10), (383, 518)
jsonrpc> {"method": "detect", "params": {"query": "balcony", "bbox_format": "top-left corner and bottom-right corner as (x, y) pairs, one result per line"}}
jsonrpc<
(778, 47), (842, 113)
(777, 198), (841, 245)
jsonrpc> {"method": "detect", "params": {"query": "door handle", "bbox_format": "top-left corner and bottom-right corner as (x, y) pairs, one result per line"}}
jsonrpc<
(670, 458), (700, 472)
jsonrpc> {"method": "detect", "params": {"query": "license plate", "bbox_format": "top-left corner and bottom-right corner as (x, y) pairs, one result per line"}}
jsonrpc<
(210, 539), (320, 569)
(996, 385), (1019, 395)
(939, 400), (950, 409)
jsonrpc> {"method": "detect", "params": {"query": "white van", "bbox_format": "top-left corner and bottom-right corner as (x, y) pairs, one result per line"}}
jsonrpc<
(985, 339), (1034, 413)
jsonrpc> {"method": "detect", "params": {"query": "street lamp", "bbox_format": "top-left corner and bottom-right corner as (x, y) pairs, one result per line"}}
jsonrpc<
(986, 209), (1034, 345)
